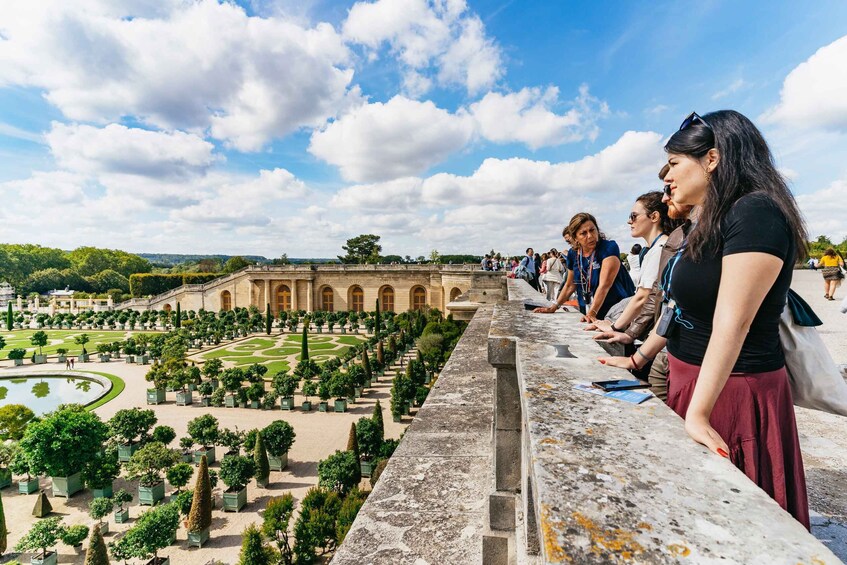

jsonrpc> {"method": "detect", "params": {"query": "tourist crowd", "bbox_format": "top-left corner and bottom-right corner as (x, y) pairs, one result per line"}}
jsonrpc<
(526, 110), (823, 530)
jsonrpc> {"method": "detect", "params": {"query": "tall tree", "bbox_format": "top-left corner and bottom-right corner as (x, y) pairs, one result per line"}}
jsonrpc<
(224, 256), (250, 273)
(6, 303), (12, 332)
(238, 524), (273, 565)
(346, 423), (361, 484)
(0, 490), (7, 555)
(372, 400), (385, 444)
(301, 326), (309, 362)
(254, 432), (270, 487)
(265, 303), (272, 335)
(375, 300), (381, 339)
(186, 455), (212, 534)
(338, 234), (382, 264)
(175, 303), (181, 329)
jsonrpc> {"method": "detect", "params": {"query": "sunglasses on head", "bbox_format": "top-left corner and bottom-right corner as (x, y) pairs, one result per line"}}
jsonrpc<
(679, 111), (712, 131)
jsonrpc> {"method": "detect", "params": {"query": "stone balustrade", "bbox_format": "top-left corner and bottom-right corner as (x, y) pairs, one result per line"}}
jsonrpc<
(332, 277), (840, 564)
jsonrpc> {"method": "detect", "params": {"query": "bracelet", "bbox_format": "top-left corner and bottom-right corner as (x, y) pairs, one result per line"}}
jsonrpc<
(610, 323), (621, 332)
(635, 348), (653, 362)
(587, 309), (598, 318)
(629, 354), (639, 370)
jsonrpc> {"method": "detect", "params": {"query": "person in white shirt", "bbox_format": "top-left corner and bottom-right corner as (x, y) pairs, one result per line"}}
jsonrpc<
(628, 243), (643, 283)
(541, 247), (565, 301)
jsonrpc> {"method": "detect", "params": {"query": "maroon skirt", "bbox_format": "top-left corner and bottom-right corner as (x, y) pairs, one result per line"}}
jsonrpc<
(666, 354), (810, 530)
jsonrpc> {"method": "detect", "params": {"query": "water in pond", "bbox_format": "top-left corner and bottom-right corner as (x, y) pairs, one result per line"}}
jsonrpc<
(0, 376), (106, 415)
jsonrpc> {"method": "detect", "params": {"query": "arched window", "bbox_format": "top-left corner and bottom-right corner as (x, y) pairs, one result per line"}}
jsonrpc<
(163, 304), (172, 313)
(276, 285), (291, 312)
(449, 287), (462, 301)
(380, 286), (394, 312)
(349, 286), (364, 312)
(220, 290), (232, 312)
(411, 286), (427, 310)
(321, 286), (334, 312)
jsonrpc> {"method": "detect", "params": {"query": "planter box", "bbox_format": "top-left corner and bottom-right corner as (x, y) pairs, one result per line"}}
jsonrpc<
(354, 386), (363, 398)
(194, 447), (215, 465)
(181, 452), (193, 463)
(57, 355), (67, 364)
(249, 400), (260, 409)
(187, 527), (210, 548)
(318, 401), (328, 412)
(363, 379), (372, 388)
(96, 520), (109, 535)
(31, 550), (58, 565)
(92, 483), (113, 498)
(118, 443), (140, 462)
(210, 378), (219, 389)
(334, 398), (348, 413)
(13, 359), (24, 366)
(33, 354), (47, 364)
(52, 472), (83, 498)
(126, 355), (135, 363)
(238, 401), (247, 408)
(301, 400), (312, 411)
(99, 355), (110, 362)
(280, 396), (295, 410)
(256, 476), (269, 488)
(147, 388), (166, 405)
(360, 459), (373, 478)
(139, 481), (166, 506)
(402, 402), (411, 416)
(199, 397), (211, 407)
(79, 353), (90, 362)
(114, 507), (130, 523)
(145, 558), (170, 565)
(268, 453), (288, 472)
(175, 390), (193, 406)
(137, 355), (149, 365)
(225, 395), (237, 408)
(222, 450), (239, 462)
(19, 477), (39, 494)
(392, 413), (402, 423)
(222, 486), (247, 512)
(0, 468), (11, 489)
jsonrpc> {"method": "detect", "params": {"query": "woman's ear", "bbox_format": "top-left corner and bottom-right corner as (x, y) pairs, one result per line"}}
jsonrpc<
(704, 148), (720, 173)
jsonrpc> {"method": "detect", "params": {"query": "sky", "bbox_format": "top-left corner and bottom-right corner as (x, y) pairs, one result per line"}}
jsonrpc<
(1, 0), (847, 259)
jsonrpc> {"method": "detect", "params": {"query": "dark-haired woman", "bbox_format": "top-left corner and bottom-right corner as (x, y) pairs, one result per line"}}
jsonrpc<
(536, 213), (635, 320)
(599, 110), (810, 528)
(820, 248), (844, 300)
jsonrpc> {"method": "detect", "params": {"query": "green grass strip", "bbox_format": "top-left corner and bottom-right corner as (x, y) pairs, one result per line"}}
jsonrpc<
(83, 370), (126, 411)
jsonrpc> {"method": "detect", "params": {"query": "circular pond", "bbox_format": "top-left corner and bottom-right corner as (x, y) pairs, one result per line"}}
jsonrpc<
(0, 374), (109, 415)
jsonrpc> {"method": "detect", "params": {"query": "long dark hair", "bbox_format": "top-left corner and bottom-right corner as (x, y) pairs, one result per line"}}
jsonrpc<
(635, 190), (681, 235)
(664, 110), (807, 261)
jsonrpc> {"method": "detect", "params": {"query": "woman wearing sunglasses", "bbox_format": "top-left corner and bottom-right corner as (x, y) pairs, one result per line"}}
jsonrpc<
(600, 110), (809, 528)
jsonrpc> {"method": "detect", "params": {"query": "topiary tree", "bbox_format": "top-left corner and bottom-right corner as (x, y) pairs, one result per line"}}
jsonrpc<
(84, 523), (109, 565)
(125, 442), (180, 487)
(186, 455), (212, 534)
(262, 420), (296, 458)
(238, 523), (274, 565)
(317, 450), (359, 496)
(187, 414), (219, 450)
(6, 303), (11, 332)
(300, 325), (309, 362)
(262, 493), (295, 564)
(372, 400), (385, 443)
(165, 462), (193, 493)
(61, 524), (90, 548)
(20, 405), (109, 479)
(220, 455), (256, 493)
(111, 502), (179, 564)
(152, 425), (176, 446)
(266, 303), (272, 335)
(107, 408), (157, 446)
(370, 458), (389, 488)
(30, 330), (48, 356)
(89, 497), (113, 527)
(254, 432), (270, 488)
(346, 423), (361, 484)
(15, 516), (65, 561)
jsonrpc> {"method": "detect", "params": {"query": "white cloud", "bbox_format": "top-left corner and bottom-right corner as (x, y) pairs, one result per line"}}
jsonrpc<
(46, 123), (217, 179)
(309, 96), (474, 182)
(711, 78), (747, 101)
(796, 178), (847, 240)
(0, 0), (355, 151)
(470, 85), (609, 149)
(342, 0), (502, 96)
(644, 104), (670, 116)
(761, 35), (847, 130)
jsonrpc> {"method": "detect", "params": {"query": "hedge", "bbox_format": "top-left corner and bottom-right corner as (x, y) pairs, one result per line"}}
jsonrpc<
(129, 273), (224, 297)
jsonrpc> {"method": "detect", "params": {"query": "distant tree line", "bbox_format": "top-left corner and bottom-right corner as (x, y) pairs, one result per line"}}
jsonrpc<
(807, 235), (847, 259)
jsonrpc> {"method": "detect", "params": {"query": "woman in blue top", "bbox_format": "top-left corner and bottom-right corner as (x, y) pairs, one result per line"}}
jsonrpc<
(538, 212), (635, 320)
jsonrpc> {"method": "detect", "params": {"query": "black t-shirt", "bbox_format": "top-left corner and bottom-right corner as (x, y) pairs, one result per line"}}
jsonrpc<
(667, 194), (795, 373)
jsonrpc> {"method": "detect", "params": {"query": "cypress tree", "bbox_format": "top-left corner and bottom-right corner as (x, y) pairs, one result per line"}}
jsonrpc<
(0, 490), (7, 555)
(265, 303), (272, 335)
(372, 400), (384, 443)
(83, 523), (109, 565)
(374, 300), (381, 338)
(175, 303), (181, 328)
(301, 326), (309, 362)
(186, 455), (212, 534)
(5, 303), (11, 332)
(376, 341), (384, 367)
(362, 350), (372, 381)
(346, 423), (361, 484)
(254, 432), (270, 488)
(238, 524), (273, 565)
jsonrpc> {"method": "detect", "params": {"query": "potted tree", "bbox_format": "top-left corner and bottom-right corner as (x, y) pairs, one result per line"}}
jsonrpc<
(0, 441), (16, 488)
(15, 516), (65, 565)
(61, 524), (89, 552)
(145, 364), (168, 405)
(125, 441), (180, 506)
(113, 488), (133, 523)
(356, 417), (383, 478)
(8, 348), (26, 367)
(19, 405), (108, 498)
(30, 331), (48, 364)
(108, 408), (157, 462)
(74, 333), (90, 362)
(317, 379), (331, 412)
(171, 367), (194, 406)
(83, 448), (120, 498)
(186, 455), (213, 548)
(95, 343), (111, 363)
(197, 380), (214, 407)
(56, 348), (68, 365)
(179, 437), (194, 463)
(201, 358), (223, 389)
(187, 414), (219, 465)
(246, 381), (265, 409)
(221, 368), (244, 408)
(220, 455), (256, 512)
(166, 462), (193, 501)
(111, 502), (179, 565)
(330, 371), (354, 413)
(301, 379), (317, 411)
(262, 420), (296, 472)
(348, 364), (366, 400)
(219, 427), (245, 460)
(10, 448), (39, 494)
(253, 431), (270, 488)
(89, 496), (114, 535)
(273, 373), (299, 411)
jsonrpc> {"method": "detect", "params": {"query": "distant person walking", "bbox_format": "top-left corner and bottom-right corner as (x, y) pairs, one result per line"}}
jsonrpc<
(542, 248), (564, 302)
(65, 357), (71, 370)
(70, 357), (75, 369)
(519, 248), (540, 291)
(820, 248), (844, 300)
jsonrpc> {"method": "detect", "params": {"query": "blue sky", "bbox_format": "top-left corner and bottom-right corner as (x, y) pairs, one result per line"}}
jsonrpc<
(1, 0), (846, 258)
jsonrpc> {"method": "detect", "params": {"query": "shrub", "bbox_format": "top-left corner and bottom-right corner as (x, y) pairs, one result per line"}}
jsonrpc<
(125, 442), (180, 487)
(262, 420), (296, 457)
(186, 455), (212, 533)
(187, 414), (220, 448)
(89, 497), (113, 524)
(7, 348), (26, 360)
(152, 424), (176, 446)
(317, 450), (359, 496)
(166, 462), (194, 492)
(20, 405), (108, 477)
(293, 487), (341, 562)
(107, 408), (157, 445)
(336, 489), (367, 544)
(219, 455), (256, 492)
(262, 493), (295, 562)
(61, 524), (90, 547)
(238, 523), (274, 565)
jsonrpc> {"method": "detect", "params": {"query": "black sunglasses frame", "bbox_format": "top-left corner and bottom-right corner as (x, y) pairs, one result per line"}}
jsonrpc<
(679, 111), (712, 131)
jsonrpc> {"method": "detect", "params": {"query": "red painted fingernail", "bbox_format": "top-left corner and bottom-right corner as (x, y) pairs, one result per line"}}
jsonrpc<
(717, 448), (729, 458)
(598, 359), (606, 364)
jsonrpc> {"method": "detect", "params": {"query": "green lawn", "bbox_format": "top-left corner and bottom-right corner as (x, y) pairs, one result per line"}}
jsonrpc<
(85, 371), (126, 410)
(0, 330), (154, 359)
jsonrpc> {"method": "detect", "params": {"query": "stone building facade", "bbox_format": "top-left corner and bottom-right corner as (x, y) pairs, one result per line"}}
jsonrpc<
(116, 264), (506, 319)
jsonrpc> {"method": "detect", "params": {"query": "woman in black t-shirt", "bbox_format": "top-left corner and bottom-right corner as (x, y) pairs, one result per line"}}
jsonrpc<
(599, 110), (810, 529)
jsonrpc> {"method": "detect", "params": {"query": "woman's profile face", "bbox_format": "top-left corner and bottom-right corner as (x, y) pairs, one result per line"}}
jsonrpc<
(627, 201), (652, 240)
(574, 220), (599, 251)
(666, 152), (710, 206)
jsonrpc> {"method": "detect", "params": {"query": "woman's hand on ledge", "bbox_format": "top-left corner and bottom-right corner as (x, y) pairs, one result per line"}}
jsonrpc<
(597, 356), (633, 369)
(533, 305), (559, 314)
(584, 319), (613, 332)
(593, 331), (634, 344)
(684, 412), (730, 459)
